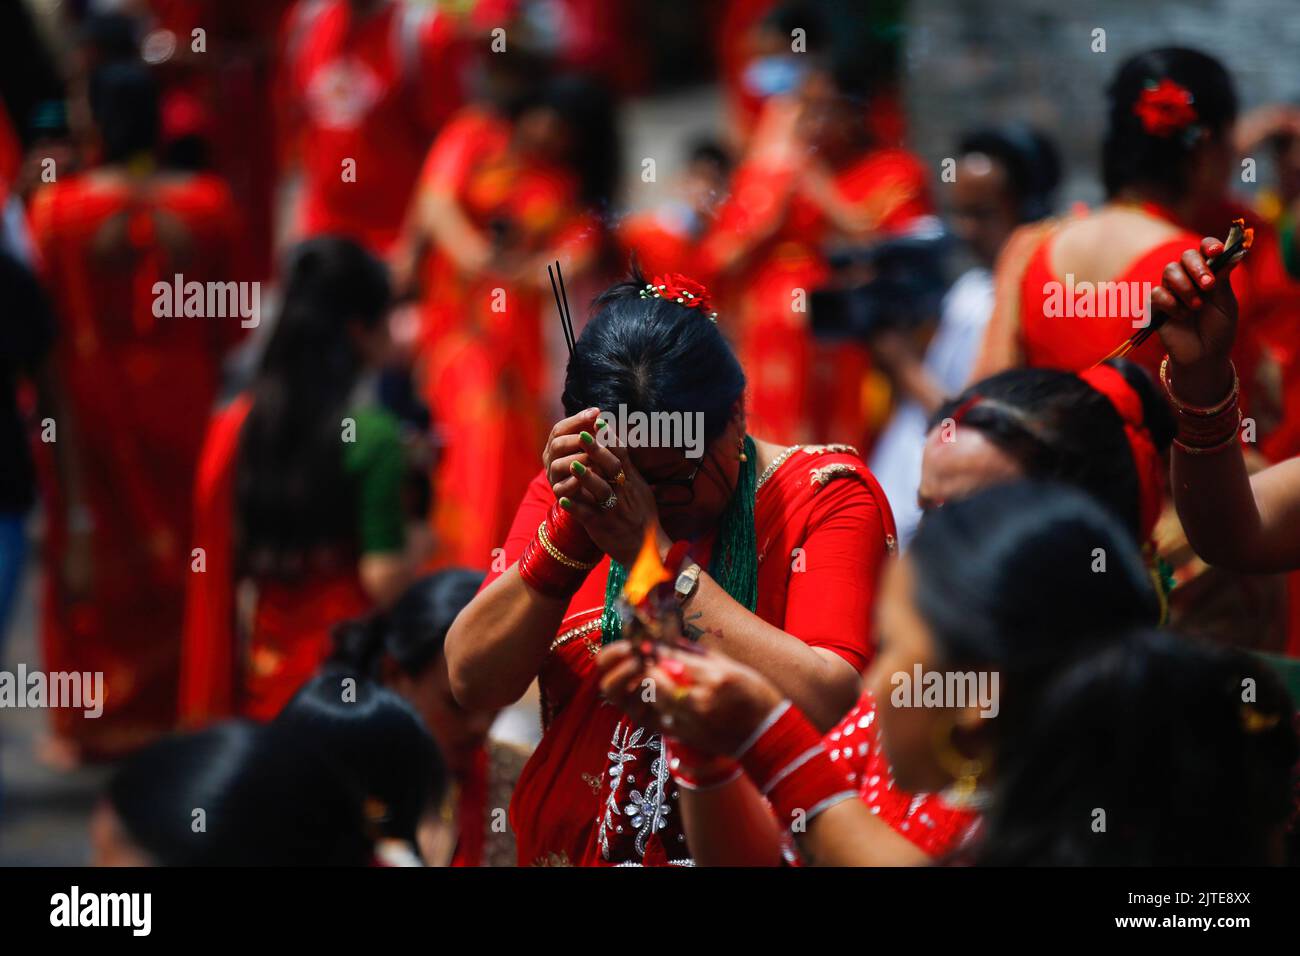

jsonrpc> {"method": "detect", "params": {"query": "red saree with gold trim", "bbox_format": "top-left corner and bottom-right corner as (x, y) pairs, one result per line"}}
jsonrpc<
(483, 445), (895, 866)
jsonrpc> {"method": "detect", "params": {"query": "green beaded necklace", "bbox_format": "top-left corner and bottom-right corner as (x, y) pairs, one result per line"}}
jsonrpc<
(600, 435), (759, 645)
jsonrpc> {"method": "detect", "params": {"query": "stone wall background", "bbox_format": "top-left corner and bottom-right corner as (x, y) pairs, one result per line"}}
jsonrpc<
(904, 0), (1300, 206)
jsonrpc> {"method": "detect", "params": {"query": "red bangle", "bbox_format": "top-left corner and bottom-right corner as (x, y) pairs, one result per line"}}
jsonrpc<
(545, 502), (601, 563)
(1160, 355), (1239, 417)
(664, 738), (741, 791)
(1173, 407), (1242, 450)
(735, 701), (857, 829)
(517, 504), (602, 599)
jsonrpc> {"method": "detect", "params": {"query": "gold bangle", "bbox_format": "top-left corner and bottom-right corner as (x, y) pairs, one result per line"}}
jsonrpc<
(1160, 355), (1239, 417)
(536, 522), (599, 570)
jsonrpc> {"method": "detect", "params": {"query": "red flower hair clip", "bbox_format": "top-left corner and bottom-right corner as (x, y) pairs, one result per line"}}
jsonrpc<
(1133, 78), (1198, 138)
(640, 273), (718, 322)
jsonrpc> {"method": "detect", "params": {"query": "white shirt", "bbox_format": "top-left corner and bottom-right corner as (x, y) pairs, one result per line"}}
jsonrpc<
(869, 267), (995, 547)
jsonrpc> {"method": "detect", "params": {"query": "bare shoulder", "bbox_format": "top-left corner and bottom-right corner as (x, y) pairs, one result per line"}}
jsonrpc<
(1052, 206), (1186, 281)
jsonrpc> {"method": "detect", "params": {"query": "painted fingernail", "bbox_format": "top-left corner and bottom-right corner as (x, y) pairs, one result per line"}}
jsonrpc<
(571, 460), (587, 476)
(580, 431), (594, 446)
(595, 418), (608, 431)
(1201, 274), (1213, 286)
(559, 496), (574, 511)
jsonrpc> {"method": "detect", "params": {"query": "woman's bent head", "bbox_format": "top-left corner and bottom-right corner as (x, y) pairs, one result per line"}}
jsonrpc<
(868, 481), (1160, 794)
(982, 628), (1298, 865)
(563, 267), (747, 537)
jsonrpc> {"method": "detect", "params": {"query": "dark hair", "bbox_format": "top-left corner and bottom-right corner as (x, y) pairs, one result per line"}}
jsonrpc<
(477, 43), (551, 119)
(331, 569), (485, 679)
(107, 722), (373, 866)
(277, 673), (447, 851)
(929, 360), (1175, 541)
(542, 74), (621, 210)
(958, 124), (1061, 222)
(980, 629), (1298, 865)
(80, 13), (141, 65)
(908, 481), (1161, 756)
(760, 1), (829, 53)
(88, 62), (158, 164)
(1103, 47), (1237, 198)
(563, 266), (746, 447)
(686, 137), (733, 177)
(236, 237), (391, 572)
(910, 481), (1161, 674)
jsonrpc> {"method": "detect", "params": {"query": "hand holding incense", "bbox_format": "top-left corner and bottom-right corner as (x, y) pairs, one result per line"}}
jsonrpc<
(1095, 218), (1253, 366)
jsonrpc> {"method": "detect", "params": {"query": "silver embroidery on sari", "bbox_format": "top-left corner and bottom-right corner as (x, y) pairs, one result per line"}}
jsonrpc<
(598, 721), (669, 861)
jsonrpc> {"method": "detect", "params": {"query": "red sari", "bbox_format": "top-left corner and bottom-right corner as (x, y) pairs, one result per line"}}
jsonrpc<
(702, 150), (932, 447)
(179, 398), (371, 724)
(281, 0), (461, 254)
(1025, 236), (1195, 373)
(488, 444), (895, 866)
(981, 211), (1288, 651)
(416, 108), (599, 570)
(148, 0), (294, 278)
(616, 208), (698, 278)
(976, 208), (1256, 380)
(0, 100), (19, 196)
(29, 172), (240, 756)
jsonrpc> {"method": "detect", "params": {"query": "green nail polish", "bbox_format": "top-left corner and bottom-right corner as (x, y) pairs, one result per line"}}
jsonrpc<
(580, 431), (594, 446)
(571, 460), (587, 476)
(559, 497), (573, 511)
(595, 418), (607, 430)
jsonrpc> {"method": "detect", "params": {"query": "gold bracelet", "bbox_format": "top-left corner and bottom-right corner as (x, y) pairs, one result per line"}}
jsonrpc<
(536, 522), (599, 570)
(1160, 355), (1239, 418)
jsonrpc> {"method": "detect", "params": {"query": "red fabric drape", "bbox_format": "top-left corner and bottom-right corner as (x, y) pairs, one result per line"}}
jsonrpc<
(30, 174), (239, 756)
(484, 446), (895, 865)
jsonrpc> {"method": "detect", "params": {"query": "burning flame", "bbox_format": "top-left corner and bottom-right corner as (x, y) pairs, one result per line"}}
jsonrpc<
(1233, 218), (1255, 252)
(622, 527), (671, 605)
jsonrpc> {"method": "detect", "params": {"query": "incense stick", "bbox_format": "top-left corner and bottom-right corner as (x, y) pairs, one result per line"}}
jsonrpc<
(1093, 220), (1252, 367)
(556, 260), (575, 352)
(548, 262), (575, 356)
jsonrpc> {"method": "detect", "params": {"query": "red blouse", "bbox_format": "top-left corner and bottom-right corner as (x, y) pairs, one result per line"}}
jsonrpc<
(484, 444), (897, 865)
(1018, 231), (1199, 375)
(822, 691), (981, 860)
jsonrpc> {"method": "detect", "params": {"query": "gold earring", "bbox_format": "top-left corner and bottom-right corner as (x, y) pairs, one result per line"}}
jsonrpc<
(737, 438), (748, 462)
(931, 719), (984, 803)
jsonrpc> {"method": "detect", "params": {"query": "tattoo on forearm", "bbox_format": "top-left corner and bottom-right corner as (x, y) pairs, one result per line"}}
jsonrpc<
(683, 611), (721, 642)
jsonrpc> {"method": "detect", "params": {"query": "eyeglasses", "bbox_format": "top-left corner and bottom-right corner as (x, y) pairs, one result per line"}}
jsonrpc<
(645, 462), (702, 507)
